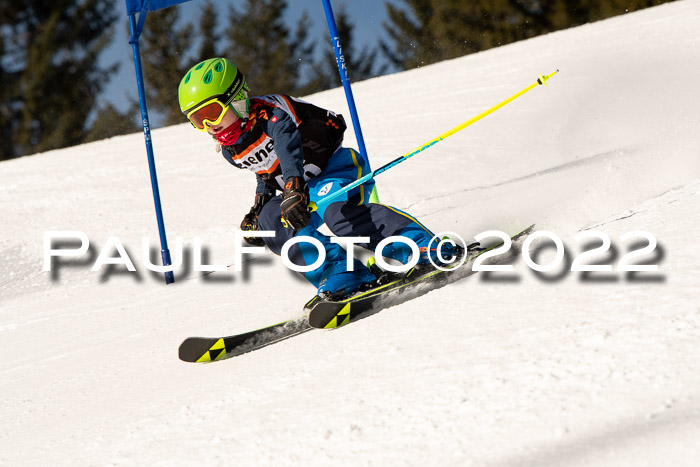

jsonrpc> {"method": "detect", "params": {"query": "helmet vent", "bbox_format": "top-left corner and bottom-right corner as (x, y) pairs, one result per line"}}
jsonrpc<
(194, 62), (205, 70)
(203, 70), (213, 84)
(184, 71), (191, 84)
(214, 61), (224, 72)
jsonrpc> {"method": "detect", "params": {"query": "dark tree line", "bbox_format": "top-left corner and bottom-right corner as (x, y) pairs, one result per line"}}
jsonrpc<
(138, 0), (385, 127)
(1, 0), (122, 159)
(381, 0), (675, 69)
(0, 0), (675, 160)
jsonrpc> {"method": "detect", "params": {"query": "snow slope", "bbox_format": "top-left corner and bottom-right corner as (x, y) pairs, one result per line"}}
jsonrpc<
(2, 1), (700, 465)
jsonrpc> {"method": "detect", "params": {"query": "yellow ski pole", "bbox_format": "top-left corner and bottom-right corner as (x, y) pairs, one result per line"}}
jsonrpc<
(310, 70), (559, 211)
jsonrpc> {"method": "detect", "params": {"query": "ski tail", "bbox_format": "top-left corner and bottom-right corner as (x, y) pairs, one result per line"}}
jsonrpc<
(178, 317), (310, 363)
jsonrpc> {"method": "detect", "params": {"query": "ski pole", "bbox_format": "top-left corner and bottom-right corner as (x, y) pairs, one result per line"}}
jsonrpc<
(309, 70), (559, 211)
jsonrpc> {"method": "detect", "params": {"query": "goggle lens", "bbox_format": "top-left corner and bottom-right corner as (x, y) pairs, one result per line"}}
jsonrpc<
(187, 100), (227, 130)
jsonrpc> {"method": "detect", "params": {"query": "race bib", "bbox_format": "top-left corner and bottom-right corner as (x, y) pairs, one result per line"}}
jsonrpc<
(230, 134), (279, 175)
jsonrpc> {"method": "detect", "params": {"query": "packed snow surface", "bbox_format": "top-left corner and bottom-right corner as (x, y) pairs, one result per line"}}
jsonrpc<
(2, 1), (700, 465)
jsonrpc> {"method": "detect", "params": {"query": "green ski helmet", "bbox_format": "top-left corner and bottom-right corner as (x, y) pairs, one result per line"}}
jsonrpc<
(178, 58), (250, 127)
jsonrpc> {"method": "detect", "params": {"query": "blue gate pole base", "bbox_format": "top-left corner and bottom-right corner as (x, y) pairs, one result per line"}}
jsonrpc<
(161, 249), (175, 284)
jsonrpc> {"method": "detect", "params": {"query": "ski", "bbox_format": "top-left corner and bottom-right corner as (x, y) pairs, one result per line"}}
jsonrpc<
(178, 316), (311, 363)
(178, 224), (534, 362)
(306, 224), (535, 329)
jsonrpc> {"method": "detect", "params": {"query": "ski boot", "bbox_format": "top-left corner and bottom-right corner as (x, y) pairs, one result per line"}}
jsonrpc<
(316, 259), (377, 301)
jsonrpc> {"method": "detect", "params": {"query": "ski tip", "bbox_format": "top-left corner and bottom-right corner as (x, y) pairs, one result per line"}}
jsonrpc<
(178, 337), (226, 363)
(308, 301), (353, 329)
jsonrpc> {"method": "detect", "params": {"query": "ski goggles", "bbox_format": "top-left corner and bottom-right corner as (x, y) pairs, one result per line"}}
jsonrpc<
(184, 92), (249, 131)
(183, 72), (250, 131)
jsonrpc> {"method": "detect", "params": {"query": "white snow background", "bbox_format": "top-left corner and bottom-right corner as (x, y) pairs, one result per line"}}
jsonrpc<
(2, 1), (700, 465)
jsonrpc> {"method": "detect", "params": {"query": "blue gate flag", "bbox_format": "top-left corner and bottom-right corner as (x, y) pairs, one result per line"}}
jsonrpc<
(125, 0), (191, 15)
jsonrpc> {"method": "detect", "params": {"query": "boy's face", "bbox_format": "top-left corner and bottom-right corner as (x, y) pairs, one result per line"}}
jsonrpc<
(206, 107), (239, 136)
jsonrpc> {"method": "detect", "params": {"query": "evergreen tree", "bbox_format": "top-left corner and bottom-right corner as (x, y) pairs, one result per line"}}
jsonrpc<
(0, 0), (117, 159)
(84, 102), (140, 143)
(224, 0), (317, 96)
(382, 0), (677, 72)
(197, 1), (219, 60)
(380, 0), (440, 70)
(316, 5), (385, 90)
(0, 32), (17, 159)
(140, 6), (194, 126)
(381, 0), (531, 69)
(289, 11), (320, 96)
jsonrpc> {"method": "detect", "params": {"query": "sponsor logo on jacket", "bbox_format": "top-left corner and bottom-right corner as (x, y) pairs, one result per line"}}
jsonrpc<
(231, 134), (279, 175)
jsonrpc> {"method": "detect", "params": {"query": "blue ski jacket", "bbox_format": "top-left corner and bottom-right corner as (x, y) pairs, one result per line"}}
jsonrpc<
(220, 95), (347, 196)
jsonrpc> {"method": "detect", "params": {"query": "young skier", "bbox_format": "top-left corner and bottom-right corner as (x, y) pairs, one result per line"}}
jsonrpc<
(178, 58), (459, 298)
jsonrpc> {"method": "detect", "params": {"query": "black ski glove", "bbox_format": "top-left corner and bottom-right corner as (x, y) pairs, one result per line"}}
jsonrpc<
(280, 176), (311, 230)
(240, 192), (273, 246)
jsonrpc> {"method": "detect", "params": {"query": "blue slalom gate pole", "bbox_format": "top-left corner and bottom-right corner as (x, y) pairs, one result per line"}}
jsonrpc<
(321, 0), (379, 202)
(128, 11), (174, 284)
